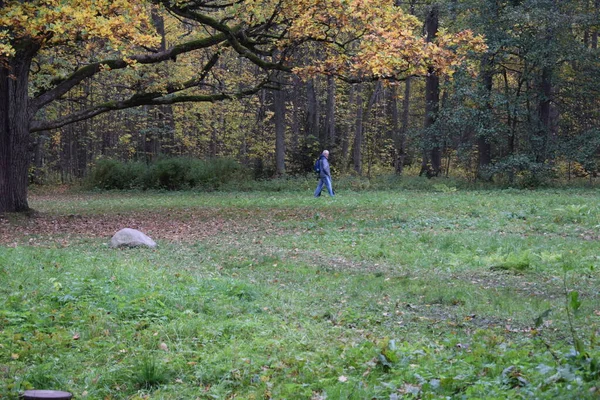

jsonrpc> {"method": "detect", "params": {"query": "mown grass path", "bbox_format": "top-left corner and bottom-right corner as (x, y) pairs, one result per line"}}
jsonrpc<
(1, 189), (599, 399)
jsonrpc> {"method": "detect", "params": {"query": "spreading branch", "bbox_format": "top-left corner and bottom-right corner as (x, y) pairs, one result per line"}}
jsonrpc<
(30, 32), (235, 112)
(31, 80), (272, 133)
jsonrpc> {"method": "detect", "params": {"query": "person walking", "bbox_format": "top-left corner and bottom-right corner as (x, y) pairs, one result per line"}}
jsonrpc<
(314, 150), (335, 197)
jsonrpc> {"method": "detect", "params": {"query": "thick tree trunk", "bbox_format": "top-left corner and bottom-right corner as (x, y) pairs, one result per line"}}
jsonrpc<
(0, 46), (38, 213)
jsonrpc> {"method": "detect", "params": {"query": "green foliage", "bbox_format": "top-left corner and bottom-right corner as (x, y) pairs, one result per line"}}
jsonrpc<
(562, 128), (600, 176)
(488, 250), (533, 273)
(88, 157), (242, 191)
(88, 159), (148, 190)
(480, 155), (556, 188)
(132, 356), (171, 389)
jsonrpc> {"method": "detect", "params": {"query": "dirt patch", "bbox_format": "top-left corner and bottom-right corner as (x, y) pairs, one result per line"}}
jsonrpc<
(0, 209), (252, 246)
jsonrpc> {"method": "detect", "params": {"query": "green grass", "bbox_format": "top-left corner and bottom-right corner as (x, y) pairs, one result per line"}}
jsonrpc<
(1, 188), (599, 399)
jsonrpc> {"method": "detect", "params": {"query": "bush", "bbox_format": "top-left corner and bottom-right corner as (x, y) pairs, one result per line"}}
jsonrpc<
(88, 157), (243, 191)
(88, 159), (147, 190)
(480, 155), (555, 188)
(153, 157), (195, 190)
(189, 157), (242, 189)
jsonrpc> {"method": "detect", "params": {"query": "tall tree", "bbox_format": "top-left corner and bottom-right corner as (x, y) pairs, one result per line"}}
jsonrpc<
(0, 0), (484, 212)
(273, 74), (287, 176)
(421, 4), (441, 177)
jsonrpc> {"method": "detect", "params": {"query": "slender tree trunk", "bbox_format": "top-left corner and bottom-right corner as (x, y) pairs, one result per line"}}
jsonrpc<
(325, 75), (336, 148)
(151, 7), (176, 156)
(340, 85), (354, 169)
(273, 76), (287, 176)
(398, 78), (411, 173)
(210, 121), (218, 158)
(290, 75), (301, 155)
(477, 55), (493, 174)
(536, 65), (554, 163)
(535, 2), (558, 165)
(352, 82), (381, 175)
(306, 78), (319, 140)
(389, 86), (401, 173)
(353, 84), (364, 174)
(392, 0), (413, 174)
(593, 0), (599, 49)
(421, 4), (441, 177)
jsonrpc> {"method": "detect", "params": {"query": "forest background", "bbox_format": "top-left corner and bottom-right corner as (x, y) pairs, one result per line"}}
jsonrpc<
(1, 0), (599, 210)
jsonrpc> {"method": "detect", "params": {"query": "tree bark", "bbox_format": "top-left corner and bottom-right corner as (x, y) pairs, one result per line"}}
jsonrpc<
(421, 5), (441, 177)
(306, 78), (319, 140)
(477, 55), (494, 173)
(593, 0), (599, 49)
(290, 75), (301, 155)
(395, 78), (411, 174)
(536, 65), (554, 163)
(273, 77), (287, 176)
(325, 75), (336, 148)
(0, 43), (39, 213)
(151, 7), (176, 156)
(353, 84), (364, 174)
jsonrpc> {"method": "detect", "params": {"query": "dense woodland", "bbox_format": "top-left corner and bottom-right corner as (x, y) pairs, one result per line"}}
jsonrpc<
(1, 0), (599, 211)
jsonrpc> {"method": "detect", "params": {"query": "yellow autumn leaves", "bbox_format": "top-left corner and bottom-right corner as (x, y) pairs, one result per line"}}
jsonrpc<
(0, 0), (160, 56)
(284, 0), (486, 79)
(1, 0), (486, 81)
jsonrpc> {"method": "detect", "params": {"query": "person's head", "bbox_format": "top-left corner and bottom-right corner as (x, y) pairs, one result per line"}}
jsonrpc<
(322, 150), (329, 158)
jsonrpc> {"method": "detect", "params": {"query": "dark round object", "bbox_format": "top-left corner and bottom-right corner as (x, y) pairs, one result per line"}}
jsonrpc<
(21, 390), (73, 400)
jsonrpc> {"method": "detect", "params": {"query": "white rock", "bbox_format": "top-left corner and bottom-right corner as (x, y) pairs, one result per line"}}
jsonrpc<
(110, 228), (156, 248)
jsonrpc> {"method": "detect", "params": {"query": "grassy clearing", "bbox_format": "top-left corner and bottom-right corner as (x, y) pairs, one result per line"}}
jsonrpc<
(1, 188), (599, 399)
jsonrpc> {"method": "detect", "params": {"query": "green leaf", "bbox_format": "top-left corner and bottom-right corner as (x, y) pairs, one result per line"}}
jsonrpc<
(534, 308), (552, 328)
(568, 291), (581, 314)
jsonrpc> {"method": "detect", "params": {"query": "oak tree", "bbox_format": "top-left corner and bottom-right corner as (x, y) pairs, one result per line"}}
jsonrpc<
(0, 0), (484, 212)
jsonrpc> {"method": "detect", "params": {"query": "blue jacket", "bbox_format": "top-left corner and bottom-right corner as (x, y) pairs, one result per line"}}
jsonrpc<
(318, 155), (331, 178)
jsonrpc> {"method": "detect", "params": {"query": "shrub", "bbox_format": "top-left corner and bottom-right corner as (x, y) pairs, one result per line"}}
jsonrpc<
(188, 157), (241, 189)
(88, 159), (147, 190)
(480, 155), (555, 188)
(153, 157), (196, 190)
(88, 157), (243, 190)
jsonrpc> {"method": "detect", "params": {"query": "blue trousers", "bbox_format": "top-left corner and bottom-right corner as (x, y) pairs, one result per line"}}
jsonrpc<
(314, 176), (334, 197)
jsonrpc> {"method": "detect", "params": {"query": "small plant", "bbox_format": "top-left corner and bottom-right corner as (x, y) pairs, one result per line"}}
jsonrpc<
(132, 356), (170, 390)
(25, 363), (66, 391)
(488, 250), (532, 273)
(534, 264), (600, 383)
(433, 183), (457, 193)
